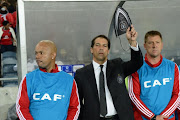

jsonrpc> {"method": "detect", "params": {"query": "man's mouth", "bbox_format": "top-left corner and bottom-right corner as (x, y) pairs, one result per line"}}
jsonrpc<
(99, 53), (104, 55)
(36, 60), (42, 64)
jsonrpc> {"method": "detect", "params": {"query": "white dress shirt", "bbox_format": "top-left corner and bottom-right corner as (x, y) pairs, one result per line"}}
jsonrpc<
(93, 60), (117, 117)
(92, 44), (139, 117)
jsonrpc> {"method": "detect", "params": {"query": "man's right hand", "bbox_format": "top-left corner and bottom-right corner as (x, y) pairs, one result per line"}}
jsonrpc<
(155, 115), (168, 120)
(126, 25), (138, 47)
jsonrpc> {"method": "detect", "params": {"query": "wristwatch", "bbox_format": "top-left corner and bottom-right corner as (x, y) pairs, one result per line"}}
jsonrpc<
(151, 115), (156, 120)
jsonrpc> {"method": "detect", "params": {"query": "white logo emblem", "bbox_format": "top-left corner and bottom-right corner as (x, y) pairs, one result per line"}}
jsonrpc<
(144, 78), (172, 88)
(117, 74), (123, 84)
(33, 93), (65, 101)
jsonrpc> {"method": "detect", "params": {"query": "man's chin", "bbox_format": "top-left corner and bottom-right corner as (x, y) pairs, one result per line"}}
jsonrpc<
(39, 66), (45, 69)
(97, 58), (106, 62)
(151, 54), (160, 58)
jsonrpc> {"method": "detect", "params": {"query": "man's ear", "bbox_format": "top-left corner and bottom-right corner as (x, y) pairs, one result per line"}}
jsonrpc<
(52, 52), (56, 59)
(144, 43), (146, 50)
(90, 48), (93, 54)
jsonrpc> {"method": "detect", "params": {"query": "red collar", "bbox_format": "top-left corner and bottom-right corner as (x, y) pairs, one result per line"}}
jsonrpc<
(145, 54), (163, 68)
(39, 64), (59, 73)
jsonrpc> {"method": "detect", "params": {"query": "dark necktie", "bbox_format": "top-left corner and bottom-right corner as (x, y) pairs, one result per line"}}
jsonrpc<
(99, 65), (107, 116)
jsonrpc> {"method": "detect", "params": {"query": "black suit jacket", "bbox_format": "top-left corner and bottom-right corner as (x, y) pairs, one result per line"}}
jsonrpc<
(74, 48), (143, 120)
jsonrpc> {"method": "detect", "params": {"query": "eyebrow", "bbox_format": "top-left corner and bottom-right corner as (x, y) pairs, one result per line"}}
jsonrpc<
(95, 43), (107, 45)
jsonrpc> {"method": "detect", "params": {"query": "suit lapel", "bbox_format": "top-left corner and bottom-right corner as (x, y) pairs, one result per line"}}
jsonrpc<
(106, 60), (113, 80)
(87, 63), (99, 101)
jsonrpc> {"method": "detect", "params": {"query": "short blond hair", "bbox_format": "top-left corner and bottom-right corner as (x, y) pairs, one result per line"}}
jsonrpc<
(144, 31), (162, 43)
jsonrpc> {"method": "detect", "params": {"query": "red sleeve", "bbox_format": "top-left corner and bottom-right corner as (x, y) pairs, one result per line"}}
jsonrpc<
(6, 13), (14, 27)
(128, 72), (154, 120)
(12, 11), (16, 28)
(160, 64), (180, 117)
(66, 80), (80, 120)
(16, 76), (34, 120)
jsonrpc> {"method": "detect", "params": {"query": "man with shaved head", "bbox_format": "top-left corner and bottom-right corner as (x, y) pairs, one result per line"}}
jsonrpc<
(35, 40), (57, 72)
(16, 40), (80, 120)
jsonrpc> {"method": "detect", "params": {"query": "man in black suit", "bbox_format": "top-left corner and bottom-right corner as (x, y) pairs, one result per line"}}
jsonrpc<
(74, 25), (143, 120)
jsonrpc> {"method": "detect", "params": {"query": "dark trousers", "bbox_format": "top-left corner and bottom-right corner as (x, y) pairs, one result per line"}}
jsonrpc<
(100, 114), (119, 120)
(0, 44), (16, 53)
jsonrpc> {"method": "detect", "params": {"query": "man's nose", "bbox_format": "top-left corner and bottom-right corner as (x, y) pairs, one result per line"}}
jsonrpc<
(36, 53), (40, 59)
(152, 43), (156, 48)
(99, 45), (104, 49)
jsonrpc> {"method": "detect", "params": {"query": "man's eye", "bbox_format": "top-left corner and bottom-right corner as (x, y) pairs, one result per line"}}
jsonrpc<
(96, 44), (100, 46)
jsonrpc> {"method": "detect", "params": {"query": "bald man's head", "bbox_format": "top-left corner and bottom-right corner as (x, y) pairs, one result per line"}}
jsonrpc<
(35, 40), (57, 72)
(38, 40), (57, 53)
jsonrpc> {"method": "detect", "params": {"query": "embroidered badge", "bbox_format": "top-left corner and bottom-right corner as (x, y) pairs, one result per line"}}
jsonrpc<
(117, 74), (123, 84)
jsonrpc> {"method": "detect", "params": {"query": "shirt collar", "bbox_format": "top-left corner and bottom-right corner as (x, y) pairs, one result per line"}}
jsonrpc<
(92, 60), (107, 71)
(39, 64), (59, 73)
(145, 54), (163, 68)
